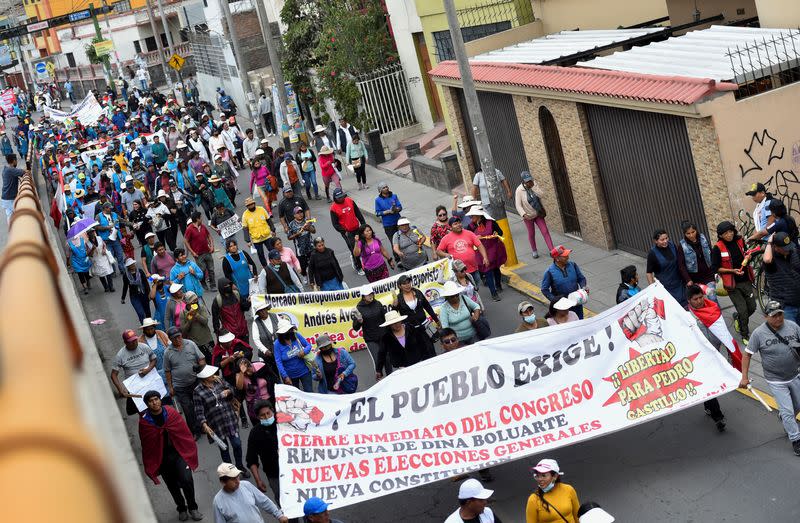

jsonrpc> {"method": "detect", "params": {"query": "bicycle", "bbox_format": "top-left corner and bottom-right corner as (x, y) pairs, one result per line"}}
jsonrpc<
(741, 240), (771, 314)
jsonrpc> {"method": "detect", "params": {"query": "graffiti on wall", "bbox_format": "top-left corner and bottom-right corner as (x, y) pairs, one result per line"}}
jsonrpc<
(740, 129), (785, 178)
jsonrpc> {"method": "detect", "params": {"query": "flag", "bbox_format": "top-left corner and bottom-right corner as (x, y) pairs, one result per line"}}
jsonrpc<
(691, 298), (743, 370)
(49, 166), (66, 228)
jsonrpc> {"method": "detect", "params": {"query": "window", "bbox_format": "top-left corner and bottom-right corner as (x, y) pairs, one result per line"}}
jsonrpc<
(144, 36), (157, 52)
(160, 33), (168, 49)
(134, 41), (142, 54)
(112, 0), (131, 12)
(66, 52), (76, 67)
(432, 21), (512, 62)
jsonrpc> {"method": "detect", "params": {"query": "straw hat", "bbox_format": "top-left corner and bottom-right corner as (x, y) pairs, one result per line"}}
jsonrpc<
(440, 280), (464, 297)
(319, 145), (333, 155)
(380, 310), (408, 327)
(208, 175), (222, 183)
(458, 196), (482, 209)
(313, 124), (326, 134)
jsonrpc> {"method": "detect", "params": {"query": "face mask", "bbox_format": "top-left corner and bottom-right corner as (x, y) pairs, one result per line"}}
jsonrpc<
(524, 314), (537, 324)
(260, 417), (275, 427)
(541, 480), (556, 493)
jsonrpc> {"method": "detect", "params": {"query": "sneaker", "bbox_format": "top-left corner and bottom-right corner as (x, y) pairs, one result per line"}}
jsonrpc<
(492, 293), (501, 302)
(326, 197), (332, 203)
(179, 511), (189, 521)
(189, 510), (204, 521)
(532, 250), (539, 259)
(363, 184), (369, 190)
(315, 195), (322, 200)
(741, 337), (749, 347)
(793, 439), (800, 456)
(733, 313), (740, 335)
(357, 269), (365, 277)
(716, 419), (726, 432)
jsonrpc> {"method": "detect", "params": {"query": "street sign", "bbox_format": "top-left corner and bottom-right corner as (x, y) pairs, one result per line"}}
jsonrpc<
(68, 9), (92, 22)
(168, 54), (185, 72)
(46, 62), (55, 75)
(93, 40), (114, 57)
(35, 62), (46, 74)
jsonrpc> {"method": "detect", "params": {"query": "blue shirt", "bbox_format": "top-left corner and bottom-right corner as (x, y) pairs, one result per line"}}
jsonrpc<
(375, 193), (403, 227)
(274, 334), (311, 379)
(541, 261), (586, 302)
(97, 211), (120, 241)
(169, 260), (205, 297)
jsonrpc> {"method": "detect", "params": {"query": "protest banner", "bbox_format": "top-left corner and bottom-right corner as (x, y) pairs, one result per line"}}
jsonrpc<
(0, 88), (16, 113)
(219, 214), (243, 238)
(255, 259), (453, 353)
(274, 282), (741, 518)
(123, 370), (167, 412)
(45, 91), (104, 127)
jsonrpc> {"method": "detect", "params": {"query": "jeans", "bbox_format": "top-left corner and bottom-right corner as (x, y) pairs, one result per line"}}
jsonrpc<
(290, 371), (313, 392)
(130, 295), (151, 324)
(728, 280), (756, 337)
(524, 216), (554, 254)
(174, 385), (200, 434)
(321, 278), (344, 291)
(481, 269), (498, 296)
(105, 238), (126, 275)
(783, 304), (800, 326)
(219, 433), (244, 469)
(160, 452), (198, 513)
(302, 171), (319, 198)
(195, 252), (216, 288)
(767, 374), (800, 442)
(252, 240), (268, 269)
(2, 198), (14, 224)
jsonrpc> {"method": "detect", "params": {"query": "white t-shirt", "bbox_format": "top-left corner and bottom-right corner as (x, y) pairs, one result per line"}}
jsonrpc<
(472, 169), (505, 206)
(444, 506), (495, 523)
(754, 198), (772, 232)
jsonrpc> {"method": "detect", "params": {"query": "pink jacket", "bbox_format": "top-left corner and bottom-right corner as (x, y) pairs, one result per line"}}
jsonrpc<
(249, 165), (269, 193)
(318, 153), (335, 178)
(279, 246), (301, 273)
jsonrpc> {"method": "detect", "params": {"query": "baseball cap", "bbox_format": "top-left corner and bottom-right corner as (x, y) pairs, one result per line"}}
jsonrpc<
(458, 479), (494, 500)
(745, 182), (767, 196)
(166, 326), (181, 338)
(448, 216), (462, 226)
(520, 170), (533, 182)
(216, 463), (242, 478)
(122, 329), (138, 342)
(268, 249), (282, 260)
(765, 300), (784, 317)
(282, 186), (294, 194)
(517, 301), (535, 314)
(532, 458), (562, 475)
(772, 231), (794, 250)
(303, 497), (330, 516)
(316, 334), (333, 348)
(550, 245), (572, 258)
(332, 188), (345, 199)
(293, 206), (304, 214)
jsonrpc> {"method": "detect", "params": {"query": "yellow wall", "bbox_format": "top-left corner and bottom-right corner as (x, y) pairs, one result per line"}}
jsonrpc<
(705, 82), (800, 224)
(532, 0), (667, 34)
(666, 0), (756, 25)
(754, 0), (800, 27)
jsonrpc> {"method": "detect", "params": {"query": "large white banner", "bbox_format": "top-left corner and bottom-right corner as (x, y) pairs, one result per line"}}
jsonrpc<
(274, 282), (740, 518)
(44, 91), (104, 126)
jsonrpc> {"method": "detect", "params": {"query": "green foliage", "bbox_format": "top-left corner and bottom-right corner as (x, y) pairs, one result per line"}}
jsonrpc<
(84, 36), (107, 66)
(280, 0), (397, 130)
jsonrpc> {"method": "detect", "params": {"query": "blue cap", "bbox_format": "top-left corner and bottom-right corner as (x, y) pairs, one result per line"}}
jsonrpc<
(268, 249), (281, 260)
(520, 170), (533, 182)
(332, 188), (345, 199)
(303, 497), (330, 515)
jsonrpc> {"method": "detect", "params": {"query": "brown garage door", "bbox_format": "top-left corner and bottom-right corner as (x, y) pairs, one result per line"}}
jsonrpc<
(583, 104), (708, 256)
(456, 89), (530, 214)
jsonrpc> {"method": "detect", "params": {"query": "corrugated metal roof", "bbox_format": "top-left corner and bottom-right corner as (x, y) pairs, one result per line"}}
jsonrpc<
(471, 28), (665, 64)
(429, 61), (738, 105)
(579, 25), (800, 83)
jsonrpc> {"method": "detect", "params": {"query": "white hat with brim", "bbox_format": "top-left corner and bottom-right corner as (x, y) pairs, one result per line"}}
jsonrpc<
(276, 319), (294, 334)
(458, 196), (482, 208)
(169, 283), (184, 294)
(359, 284), (374, 296)
(140, 318), (159, 328)
(124, 258), (137, 267)
(209, 175), (222, 183)
(218, 332), (235, 343)
(157, 189), (168, 198)
(440, 280), (464, 297)
(197, 365), (219, 379)
(319, 145), (334, 155)
(144, 232), (156, 239)
(313, 124), (326, 134)
(466, 206), (486, 217)
(553, 297), (577, 311)
(253, 300), (270, 313)
(397, 218), (411, 226)
(380, 310), (408, 327)
(579, 508), (615, 523)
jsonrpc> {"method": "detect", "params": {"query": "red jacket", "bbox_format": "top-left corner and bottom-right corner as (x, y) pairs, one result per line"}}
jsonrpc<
(139, 406), (198, 483)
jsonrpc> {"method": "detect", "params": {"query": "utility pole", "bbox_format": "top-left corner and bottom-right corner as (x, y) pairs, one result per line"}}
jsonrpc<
(154, 0), (184, 99)
(13, 37), (33, 95)
(144, 0), (174, 88)
(89, 3), (113, 88)
(217, 0), (257, 133)
(254, 0), (288, 145)
(443, 0), (517, 266)
(100, 1), (123, 76)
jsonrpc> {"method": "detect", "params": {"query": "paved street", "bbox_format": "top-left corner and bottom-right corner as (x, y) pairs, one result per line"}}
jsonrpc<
(49, 135), (799, 522)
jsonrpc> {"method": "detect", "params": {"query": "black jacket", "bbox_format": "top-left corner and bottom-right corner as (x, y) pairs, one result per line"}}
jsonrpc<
(246, 423), (280, 478)
(354, 298), (387, 342)
(395, 288), (438, 328)
(308, 248), (343, 287)
(378, 325), (430, 370)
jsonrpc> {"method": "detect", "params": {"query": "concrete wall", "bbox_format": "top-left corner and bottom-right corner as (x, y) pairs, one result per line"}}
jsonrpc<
(665, 0), (756, 25)
(531, 0), (668, 33)
(754, 0), (800, 27)
(464, 20), (544, 57)
(385, 0), (435, 131)
(705, 82), (800, 226)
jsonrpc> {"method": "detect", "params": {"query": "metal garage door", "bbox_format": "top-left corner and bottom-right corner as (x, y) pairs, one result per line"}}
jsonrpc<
(456, 89), (530, 214)
(583, 104), (708, 256)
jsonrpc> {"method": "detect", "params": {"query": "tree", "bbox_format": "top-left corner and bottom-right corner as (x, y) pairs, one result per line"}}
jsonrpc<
(281, 0), (397, 130)
(83, 36), (107, 65)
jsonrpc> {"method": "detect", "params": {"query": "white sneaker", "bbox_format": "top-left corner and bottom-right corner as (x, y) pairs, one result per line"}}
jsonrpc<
(357, 269), (365, 276)
(532, 250), (539, 259)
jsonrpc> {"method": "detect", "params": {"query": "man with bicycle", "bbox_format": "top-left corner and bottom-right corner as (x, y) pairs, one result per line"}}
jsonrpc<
(746, 182), (773, 242)
(763, 231), (800, 325)
(712, 221), (757, 345)
(329, 188), (366, 276)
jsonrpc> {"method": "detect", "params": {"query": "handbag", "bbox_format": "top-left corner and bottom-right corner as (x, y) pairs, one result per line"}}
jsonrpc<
(335, 348), (358, 393)
(351, 157), (362, 169)
(525, 187), (546, 218)
(461, 296), (491, 340)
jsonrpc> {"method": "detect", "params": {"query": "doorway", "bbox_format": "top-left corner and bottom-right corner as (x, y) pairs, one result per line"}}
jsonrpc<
(413, 32), (443, 122)
(539, 106), (581, 237)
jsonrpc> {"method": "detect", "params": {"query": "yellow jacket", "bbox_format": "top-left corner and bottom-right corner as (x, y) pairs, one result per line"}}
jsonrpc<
(525, 482), (579, 523)
(242, 207), (272, 243)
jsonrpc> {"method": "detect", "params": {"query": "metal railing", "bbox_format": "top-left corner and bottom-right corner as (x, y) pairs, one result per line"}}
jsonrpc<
(355, 63), (417, 134)
(0, 168), (127, 521)
(726, 29), (800, 99)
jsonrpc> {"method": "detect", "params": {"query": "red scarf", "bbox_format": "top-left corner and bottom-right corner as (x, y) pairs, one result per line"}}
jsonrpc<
(138, 406), (198, 484)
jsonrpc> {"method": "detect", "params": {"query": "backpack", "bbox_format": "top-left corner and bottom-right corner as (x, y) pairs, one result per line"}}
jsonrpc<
(286, 161), (299, 185)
